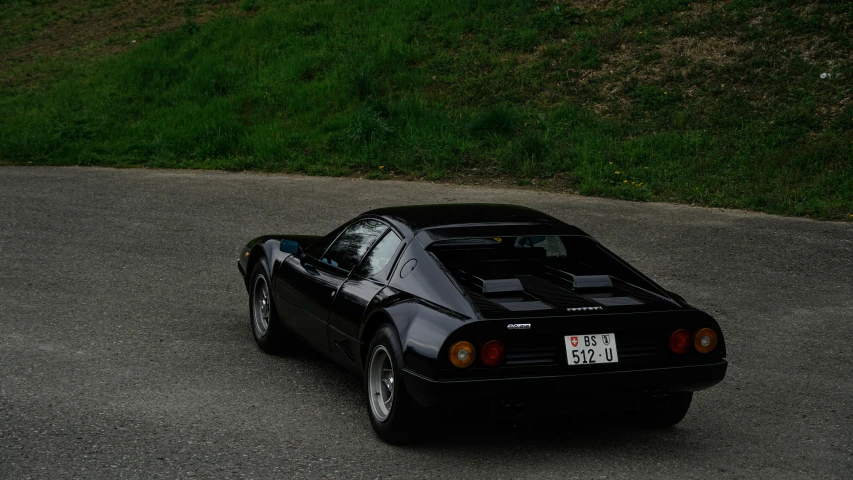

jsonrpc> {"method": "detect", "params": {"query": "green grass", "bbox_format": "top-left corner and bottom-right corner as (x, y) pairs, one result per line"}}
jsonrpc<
(0, 0), (851, 219)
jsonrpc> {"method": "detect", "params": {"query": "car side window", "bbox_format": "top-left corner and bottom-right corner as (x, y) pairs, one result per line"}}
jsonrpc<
(305, 225), (346, 260)
(355, 230), (402, 278)
(321, 219), (387, 272)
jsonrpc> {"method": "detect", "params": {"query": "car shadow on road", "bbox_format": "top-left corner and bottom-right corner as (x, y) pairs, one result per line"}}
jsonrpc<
(258, 333), (688, 451)
(411, 407), (678, 449)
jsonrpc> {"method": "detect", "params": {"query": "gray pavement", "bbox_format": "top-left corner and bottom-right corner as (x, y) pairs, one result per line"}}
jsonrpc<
(0, 166), (851, 479)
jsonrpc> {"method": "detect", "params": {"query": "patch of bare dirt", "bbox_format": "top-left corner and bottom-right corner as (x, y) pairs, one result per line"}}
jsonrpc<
(676, 0), (728, 21)
(660, 35), (751, 66)
(583, 35), (752, 117)
(355, 168), (581, 196)
(565, 1), (750, 117)
(555, 0), (616, 12)
(1, 0), (239, 70)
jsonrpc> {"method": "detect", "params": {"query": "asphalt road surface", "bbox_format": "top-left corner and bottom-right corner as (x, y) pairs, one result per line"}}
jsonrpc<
(1, 167), (851, 479)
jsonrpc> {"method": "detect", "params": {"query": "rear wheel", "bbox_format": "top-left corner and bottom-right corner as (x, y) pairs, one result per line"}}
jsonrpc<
(249, 259), (286, 354)
(365, 324), (420, 444)
(634, 392), (693, 428)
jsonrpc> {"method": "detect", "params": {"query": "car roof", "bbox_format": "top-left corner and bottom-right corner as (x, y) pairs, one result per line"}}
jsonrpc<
(363, 204), (588, 237)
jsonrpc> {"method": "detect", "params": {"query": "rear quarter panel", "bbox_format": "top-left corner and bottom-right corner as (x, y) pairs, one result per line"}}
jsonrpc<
(375, 294), (473, 378)
(386, 242), (477, 320)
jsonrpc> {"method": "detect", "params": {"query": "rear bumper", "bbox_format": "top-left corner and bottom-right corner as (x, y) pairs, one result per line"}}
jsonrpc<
(403, 360), (727, 408)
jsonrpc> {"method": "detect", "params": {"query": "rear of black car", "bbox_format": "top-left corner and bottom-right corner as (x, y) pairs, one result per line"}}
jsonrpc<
(404, 310), (727, 411)
(402, 234), (727, 414)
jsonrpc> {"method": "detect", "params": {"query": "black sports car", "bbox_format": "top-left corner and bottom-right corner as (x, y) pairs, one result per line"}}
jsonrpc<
(237, 204), (727, 443)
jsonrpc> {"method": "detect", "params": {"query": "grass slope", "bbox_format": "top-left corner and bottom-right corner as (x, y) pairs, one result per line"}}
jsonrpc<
(1, 0), (851, 219)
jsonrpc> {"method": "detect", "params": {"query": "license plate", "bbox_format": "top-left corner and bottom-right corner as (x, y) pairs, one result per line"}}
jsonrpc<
(565, 333), (618, 365)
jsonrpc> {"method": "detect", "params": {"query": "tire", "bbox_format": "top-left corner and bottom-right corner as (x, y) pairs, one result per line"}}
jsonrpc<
(634, 392), (693, 428)
(365, 324), (420, 444)
(248, 258), (286, 354)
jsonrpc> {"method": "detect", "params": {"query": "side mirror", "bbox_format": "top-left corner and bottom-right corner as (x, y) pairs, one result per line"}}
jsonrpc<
(279, 239), (302, 255)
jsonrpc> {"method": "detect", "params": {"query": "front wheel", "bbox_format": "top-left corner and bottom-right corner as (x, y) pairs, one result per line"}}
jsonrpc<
(365, 324), (420, 444)
(249, 259), (286, 354)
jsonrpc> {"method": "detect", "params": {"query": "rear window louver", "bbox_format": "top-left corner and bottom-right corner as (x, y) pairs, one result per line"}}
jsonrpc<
(454, 268), (674, 318)
(499, 300), (552, 312)
(481, 278), (524, 294)
(465, 290), (511, 315)
(611, 278), (676, 305)
(457, 270), (557, 313)
(516, 275), (599, 309)
(571, 275), (614, 290)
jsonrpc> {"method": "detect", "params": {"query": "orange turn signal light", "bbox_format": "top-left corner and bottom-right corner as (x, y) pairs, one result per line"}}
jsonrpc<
(449, 341), (476, 368)
(694, 328), (718, 353)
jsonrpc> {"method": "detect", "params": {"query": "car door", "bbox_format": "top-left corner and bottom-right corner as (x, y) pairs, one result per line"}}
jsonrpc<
(274, 219), (388, 353)
(327, 229), (404, 368)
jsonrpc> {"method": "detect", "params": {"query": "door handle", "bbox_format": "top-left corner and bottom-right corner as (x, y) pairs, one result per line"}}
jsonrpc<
(302, 261), (319, 275)
(330, 291), (336, 298)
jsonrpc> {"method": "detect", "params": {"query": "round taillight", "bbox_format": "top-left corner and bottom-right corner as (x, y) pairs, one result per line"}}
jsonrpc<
(669, 329), (691, 354)
(694, 328), (718, 353)
(480, 340), (505, 367)
(449, 341), (476, 368)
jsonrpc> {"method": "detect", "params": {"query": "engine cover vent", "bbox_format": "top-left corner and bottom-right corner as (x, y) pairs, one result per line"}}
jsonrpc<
(589, 296), (642, 307)
(572, 275), (614, 290)
(481, 278), (524, 294)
